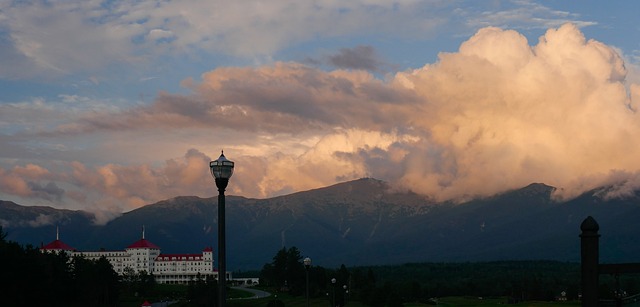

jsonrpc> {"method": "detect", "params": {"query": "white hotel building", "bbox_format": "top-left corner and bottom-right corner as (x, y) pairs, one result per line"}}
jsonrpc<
(40, 230), (230, 284)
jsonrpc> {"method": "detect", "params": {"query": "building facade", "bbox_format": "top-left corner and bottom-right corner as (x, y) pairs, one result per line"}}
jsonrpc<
(40, 229), (228, 284)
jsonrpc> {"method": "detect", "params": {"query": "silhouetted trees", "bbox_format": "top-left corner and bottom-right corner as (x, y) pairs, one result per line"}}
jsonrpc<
(359, 261), (582, 302)
(122, 267), (156, 298)
(0, 227), (120, 306)
(187, 273), (217, 306)
(260, 246), (306, 295)
(71, 255), (120, 305)
(258, 246), (606, 306)
(259, 247), (398, 306)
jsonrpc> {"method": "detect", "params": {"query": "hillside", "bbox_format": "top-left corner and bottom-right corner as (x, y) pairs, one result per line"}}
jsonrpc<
(2, 178), (640, 270)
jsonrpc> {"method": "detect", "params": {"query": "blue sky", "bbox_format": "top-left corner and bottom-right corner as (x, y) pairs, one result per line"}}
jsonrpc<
(1, 0), (640, 222)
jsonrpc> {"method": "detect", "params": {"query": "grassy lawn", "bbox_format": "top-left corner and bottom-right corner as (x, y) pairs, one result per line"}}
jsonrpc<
(226, 290), (581, 307)
(228, 289), (367, 307)
(121, 286), (582, 307)
(406, 297), (580, 307)
(230, 287), (258, 299)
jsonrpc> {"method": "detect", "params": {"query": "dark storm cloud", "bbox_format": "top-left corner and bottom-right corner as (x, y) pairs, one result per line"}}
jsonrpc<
(28, 181), (65, 201)
(328, 45), (383, 71)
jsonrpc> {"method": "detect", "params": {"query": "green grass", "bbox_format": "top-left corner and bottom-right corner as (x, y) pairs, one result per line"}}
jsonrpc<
(227, 289), (367, 307)
(423, 297), (580, 307)
(226, 291), (581, 307)
(121, 286), (582, 307)
(230, 287), (258, 299)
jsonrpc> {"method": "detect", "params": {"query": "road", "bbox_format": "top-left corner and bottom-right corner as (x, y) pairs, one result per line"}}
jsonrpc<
(151, 301), (176, 307)
(148, 287), (270, 305)
(231, 286), (272, 299)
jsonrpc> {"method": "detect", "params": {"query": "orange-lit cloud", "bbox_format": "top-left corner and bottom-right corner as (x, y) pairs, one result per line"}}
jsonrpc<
(1, 23), (639, 218)
(396, 24), (638, 201)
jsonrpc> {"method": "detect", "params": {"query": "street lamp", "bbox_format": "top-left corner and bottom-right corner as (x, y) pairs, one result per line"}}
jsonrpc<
(331, 278), (337, 307)
(210, 151), (234, 307)
(343, 285), (348, 306)
(304, 257), (312, 307)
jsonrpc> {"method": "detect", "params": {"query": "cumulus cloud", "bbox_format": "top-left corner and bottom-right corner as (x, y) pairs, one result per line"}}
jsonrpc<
(392, 23), (635, 200)
(64, 149), (216, 211)
(0, 164), (52, 198)
(1, 23), (640, 218)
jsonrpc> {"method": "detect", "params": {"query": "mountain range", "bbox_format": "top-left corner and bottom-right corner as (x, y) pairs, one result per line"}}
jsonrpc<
(2, 178), (640, 270)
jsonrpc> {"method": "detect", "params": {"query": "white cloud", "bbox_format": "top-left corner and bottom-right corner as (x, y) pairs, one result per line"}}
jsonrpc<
(147, 29), (174, 42)
(2, 23), (639, 223)
(0, 0), (599, 80)
(462, 0), (596, 30)
(393, 23), (635, 201)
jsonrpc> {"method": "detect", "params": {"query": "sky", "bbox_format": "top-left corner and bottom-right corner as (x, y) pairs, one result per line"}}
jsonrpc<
(1, 0), (640, 223)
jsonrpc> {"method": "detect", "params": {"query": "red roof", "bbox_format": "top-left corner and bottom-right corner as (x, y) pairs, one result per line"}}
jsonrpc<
(41, 239), (75, 251)
(141, 300), (152, 306)
(203, 246), (213, 252)
(126, 238), (160, 249)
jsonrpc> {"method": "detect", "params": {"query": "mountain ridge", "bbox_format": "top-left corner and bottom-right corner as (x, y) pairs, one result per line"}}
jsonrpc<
(2, 178), (640, 270)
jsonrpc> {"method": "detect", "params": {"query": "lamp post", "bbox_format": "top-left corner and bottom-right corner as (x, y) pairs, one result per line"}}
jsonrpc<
(331, 278), (336, 307)
(343, 285), (348, 306)
(210, 151), (234, 307)
(304, 257), (312, 307)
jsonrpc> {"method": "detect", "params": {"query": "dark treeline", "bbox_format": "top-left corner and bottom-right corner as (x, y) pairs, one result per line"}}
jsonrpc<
(259, 247), (640, 305)
(0, 227), (119, 306)
(365, 261), (581, 302)
(260, 247), (353, 305)
(367, 261), (640, 302)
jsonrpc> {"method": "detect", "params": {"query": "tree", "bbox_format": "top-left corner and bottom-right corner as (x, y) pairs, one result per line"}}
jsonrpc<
(0, 226), (7, 242)
(71, 255), (120, 306)
(286, 247), (305, 295)
(1, 229), (77, 306)
(259, 246), (307, 296)
(94, 256), (121, 304)
(0, 232), (120, 307)
(188, 273), (217, 306)
(357, 268), (378, 305)
(121, 267), (156, 298)
(273, 247), (288, 287)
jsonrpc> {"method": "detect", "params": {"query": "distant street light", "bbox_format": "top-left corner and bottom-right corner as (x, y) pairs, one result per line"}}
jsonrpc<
(331, 278), (337, 307)
(304, 257), (312, 307)
(210, 151), (234, 307)
(343, 284), (348, 306)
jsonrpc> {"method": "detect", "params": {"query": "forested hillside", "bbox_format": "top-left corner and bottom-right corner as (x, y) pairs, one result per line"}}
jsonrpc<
(6, 179), (640, 270)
